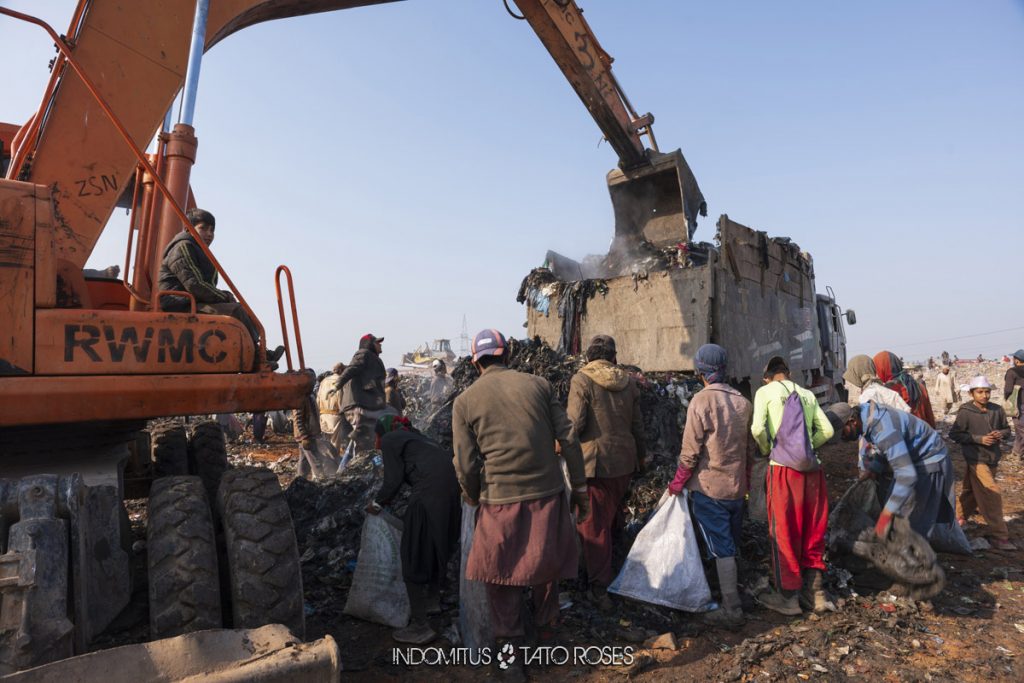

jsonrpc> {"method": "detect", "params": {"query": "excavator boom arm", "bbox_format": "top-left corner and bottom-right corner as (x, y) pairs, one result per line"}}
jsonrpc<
(513, 0), (650, 169)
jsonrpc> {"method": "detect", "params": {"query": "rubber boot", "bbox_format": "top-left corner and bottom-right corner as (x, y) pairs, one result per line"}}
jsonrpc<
(799, 569), (837, 613)
(393, 582), (437, 645)
(704, 556), (744, 629)
(756, 588), (802, 616)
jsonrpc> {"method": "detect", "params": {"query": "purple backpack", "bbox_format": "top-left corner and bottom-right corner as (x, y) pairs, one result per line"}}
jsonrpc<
(770, 383), (819, 472)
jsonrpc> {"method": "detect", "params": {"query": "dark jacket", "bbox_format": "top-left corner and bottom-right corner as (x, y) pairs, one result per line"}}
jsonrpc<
(157, 231), (231, 311)
(567, 360), (646, 479)
(375, 430), (460, 507)
(1004, 366), (1024, 412)
(452, 365), (586, 505)
(949, 401), (1010, 465)
(336, 343), (386, 411)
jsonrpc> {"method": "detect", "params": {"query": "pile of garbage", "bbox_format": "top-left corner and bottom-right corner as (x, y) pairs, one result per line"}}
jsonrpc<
(284, 452), (415, 618)
(712, 595), (934, 681)
(395, 373), (437, 431)
(598, 238), (713, 277)
(516, 273), (610, 355)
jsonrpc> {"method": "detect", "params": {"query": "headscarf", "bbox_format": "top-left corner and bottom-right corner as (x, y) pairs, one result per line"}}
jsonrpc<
(695, 343), (728, 384)
(842, 355), (878, 389)
(873, 350), (922, 408)
(375, 414), (412, 436)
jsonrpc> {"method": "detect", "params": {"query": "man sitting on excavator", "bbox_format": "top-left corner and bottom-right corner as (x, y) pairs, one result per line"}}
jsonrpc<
(157, 207), (284, 366)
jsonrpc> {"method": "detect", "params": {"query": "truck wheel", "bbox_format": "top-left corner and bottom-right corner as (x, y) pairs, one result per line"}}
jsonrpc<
(151, 424), (188, 478)
(188, 420), (229, 502)
(217, 468), (305, 639)
(147, 476), (222, 638)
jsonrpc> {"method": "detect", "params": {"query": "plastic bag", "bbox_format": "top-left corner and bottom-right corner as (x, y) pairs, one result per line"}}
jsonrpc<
(458, 502), (492, 655)
(608, 491), (711, 612)
(343, 511), (410, 627)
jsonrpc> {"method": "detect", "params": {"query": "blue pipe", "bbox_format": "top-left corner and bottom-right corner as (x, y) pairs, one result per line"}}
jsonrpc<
(179, 0), (210, 126)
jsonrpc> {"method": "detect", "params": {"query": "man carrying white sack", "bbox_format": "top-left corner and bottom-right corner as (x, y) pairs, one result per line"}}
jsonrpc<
(667, 343), (758, 629)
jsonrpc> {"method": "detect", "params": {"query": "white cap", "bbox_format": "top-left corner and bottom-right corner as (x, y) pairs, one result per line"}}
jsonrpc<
(968, 376), (993, 391)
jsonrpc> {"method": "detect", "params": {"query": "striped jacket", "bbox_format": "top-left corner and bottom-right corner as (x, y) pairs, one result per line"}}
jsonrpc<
(858, 402), (949, 515)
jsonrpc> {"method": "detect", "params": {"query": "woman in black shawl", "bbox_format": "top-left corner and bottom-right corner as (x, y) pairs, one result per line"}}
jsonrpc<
(365, 415), (461, 644)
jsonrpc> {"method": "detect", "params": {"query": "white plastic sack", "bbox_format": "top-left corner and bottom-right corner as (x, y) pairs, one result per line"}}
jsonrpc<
(343, 511), (410, 627)
(458, 502), (492, 655)
(608, 491), (712, 612)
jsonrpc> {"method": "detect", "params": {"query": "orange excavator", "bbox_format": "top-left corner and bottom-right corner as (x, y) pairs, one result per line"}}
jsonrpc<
(0, 0), (701, 675)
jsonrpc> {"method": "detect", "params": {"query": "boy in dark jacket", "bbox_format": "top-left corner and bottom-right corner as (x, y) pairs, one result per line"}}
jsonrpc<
(950, 376), (1015, 550)
(157, 208), (283, 366)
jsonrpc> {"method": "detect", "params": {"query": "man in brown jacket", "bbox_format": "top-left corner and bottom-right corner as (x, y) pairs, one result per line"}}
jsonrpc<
(668, 344), (759, 627)
(567, 334), (644, 611)
(453, 329), (589, 661)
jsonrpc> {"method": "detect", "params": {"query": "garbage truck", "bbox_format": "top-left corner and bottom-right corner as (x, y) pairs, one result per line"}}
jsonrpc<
(521, 212), (856, 401)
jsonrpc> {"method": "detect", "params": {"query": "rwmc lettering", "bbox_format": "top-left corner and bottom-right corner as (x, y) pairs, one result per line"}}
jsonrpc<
(102, 325), (153, 362)
(63, 324), (229, 365)
(157, 329), (193, 363)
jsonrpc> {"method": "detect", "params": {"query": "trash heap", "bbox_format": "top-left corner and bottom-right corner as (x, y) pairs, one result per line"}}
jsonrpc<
(284, 453), (411, 618)
(395, 373), (436, 429)
(517, 271), (609, 354)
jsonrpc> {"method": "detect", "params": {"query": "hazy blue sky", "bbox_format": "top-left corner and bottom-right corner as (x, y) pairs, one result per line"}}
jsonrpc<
(4, 1), (1022, 369)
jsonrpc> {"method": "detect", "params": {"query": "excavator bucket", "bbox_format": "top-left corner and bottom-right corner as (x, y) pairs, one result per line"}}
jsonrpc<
(3, 625), (341, 683)
(606, 148), (707, 247)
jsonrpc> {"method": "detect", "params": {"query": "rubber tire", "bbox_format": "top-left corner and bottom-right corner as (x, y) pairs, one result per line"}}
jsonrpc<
(147, 476), (222, 638)
(188, 420), (229, 503)
(151, 424), (188, 478)
(217, 467), (305, 638)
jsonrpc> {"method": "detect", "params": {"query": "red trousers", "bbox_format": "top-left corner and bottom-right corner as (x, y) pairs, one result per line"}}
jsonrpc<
(766, 466), (828, 591)
(576, 474), (632, 588)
